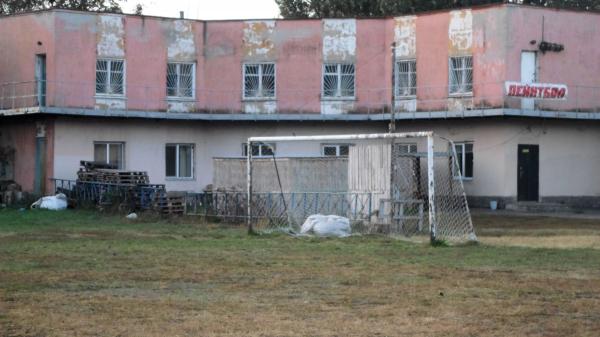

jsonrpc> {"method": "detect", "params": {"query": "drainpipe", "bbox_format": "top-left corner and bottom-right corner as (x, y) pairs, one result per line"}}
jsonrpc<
(33, 121), (46, 196)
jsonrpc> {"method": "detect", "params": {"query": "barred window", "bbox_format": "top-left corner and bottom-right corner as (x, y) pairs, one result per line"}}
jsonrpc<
(242, 143), (276, 157)
(395, 59), (417, 97)
(167, 63), (195, 98)
(96, 59), (124, 95)
(449, 56), (473, 95)
(322, 144), (350, 157)
(166, 144), (194, 179)
(244, 63), (275, 99)
(395, 143), (417, 154)
(323, 64), (355, 98)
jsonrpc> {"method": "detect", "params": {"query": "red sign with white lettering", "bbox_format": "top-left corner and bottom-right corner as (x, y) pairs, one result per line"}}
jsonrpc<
(505, 82), (568, 100)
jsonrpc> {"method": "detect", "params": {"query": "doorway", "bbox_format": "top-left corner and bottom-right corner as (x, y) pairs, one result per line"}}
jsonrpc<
(517, 144), (539, 202)
(35, 54), (46, 106)
(520, 51), (536, 110)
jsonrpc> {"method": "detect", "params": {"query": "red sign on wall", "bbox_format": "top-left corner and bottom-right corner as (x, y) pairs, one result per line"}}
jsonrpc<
(505, 82), (568, 100)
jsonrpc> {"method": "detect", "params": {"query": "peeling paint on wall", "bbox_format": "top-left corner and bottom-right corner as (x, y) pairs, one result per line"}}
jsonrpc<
(395, 99), (417, 112)
(96, 15), (125, 57)
(243, 20), (276, 60)
(447, 97), (474, 111)
(167, 20), (196, 61)
(321, 101), (354, 115)
(168, 101), (196, 113)
(394, 16), (416, 58)
(244, 101), (277, 114)
(449, 9), (473, 54)
(95, 98), (126, 110)
(323, 19), (356, 62)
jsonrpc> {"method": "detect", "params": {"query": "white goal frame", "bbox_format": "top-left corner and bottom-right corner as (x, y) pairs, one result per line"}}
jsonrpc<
(245, 131), (475, 243)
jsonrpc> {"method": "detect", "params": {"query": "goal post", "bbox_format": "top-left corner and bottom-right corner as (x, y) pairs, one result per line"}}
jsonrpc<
(244, 132), (476, 243)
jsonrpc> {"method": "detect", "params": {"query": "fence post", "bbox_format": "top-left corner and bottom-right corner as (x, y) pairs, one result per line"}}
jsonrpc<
(427, 134), (437, 243)
(246, 142), (253, 234)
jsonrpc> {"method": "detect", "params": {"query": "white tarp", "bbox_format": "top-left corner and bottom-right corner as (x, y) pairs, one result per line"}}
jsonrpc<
(30, 193), (68, 210)
(300, 214), (351, 237)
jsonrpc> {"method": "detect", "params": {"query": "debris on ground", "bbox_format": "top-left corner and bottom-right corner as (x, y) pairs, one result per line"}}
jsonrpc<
(31, 193), (68, 210)
(300, 214), (351, 237)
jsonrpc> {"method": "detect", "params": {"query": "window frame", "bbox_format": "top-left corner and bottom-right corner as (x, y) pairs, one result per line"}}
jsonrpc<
(321, 143), (350, 157)
(242, 62), (276, 100)
(448, 55), (473, 96)
(166, 62), (196, 100)
(453, 142), (473, 180)
(95, 58), (126, 97)
(242, 143), (276, 158)
(321, 63), (356, 100)
(165, 143), (195, 180)
(394, 59), (417, 98)
(395, 143), (418, 154)
(93, 141), (125, 169)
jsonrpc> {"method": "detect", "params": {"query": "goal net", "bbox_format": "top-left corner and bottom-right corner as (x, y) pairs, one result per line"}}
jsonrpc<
(244, 132), (476, 243)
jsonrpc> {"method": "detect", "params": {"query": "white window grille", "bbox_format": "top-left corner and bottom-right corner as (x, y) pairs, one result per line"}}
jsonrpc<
(449, 56), (473, 95)
(94, 142), (124, 169)
(396, 143), (417, 154)
(395, 59), (417, 97)
(242, 143), (275, 157)
(454, 142), (473, 179)
(167, 63), (195, 98)
(322, 64), (355, 98)
(96, 59), (125, 95)
(322, 144), (350, 157)
(243, 63), (275, 99)
(166, 144), (194, 179)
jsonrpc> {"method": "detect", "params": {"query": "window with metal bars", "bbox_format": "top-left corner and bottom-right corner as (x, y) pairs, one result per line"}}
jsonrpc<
(242, 143), (276, 157)
(96, 59), (124, 95)
(167, 63), (195, 98)
(165, 144), (194, 179)
(395, 59), (417, 97)
(322, 144), (350, 157)
(243, 63), (275, 99)
(449, 56), (473, 95)
(322, 64), (355, 98)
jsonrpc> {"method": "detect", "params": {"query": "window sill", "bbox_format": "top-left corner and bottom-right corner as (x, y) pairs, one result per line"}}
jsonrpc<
(166, 177), (195, 181)
(242, 97), (277, 102)
(321, 97), (356, 102)
(95, 95), (126, 100)
(454, 176), (473, 181)
(395, 96), (417, 100)
(448, 93), (473, 98)
(167, 97), (196, 102)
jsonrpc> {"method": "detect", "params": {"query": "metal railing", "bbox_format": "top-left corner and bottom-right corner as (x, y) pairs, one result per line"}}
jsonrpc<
(3, 80), (600, 115)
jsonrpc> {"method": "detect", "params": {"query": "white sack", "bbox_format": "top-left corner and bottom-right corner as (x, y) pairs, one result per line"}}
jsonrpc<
(31, 193), (68, 211)
(300, 214), (351, 237)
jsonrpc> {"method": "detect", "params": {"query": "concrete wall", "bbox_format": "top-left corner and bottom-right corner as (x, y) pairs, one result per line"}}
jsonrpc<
(51, 117), (600, 204)
(5, 5), (598, 114)
(0, 117), (54, 194)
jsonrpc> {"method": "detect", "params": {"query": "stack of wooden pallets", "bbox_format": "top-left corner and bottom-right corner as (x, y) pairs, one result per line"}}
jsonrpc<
(156, 193), (185, 215)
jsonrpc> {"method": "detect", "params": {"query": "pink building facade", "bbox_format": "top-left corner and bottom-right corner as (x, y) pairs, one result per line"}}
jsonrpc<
(2, 4), (600, 208)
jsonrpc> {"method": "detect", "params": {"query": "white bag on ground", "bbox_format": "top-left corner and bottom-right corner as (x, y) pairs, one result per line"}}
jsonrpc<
(300, 214), (351, 237)
(30, 193), (68, 210)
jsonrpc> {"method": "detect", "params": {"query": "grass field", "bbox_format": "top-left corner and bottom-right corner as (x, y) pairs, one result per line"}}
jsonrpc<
(1, 209), (600, 336)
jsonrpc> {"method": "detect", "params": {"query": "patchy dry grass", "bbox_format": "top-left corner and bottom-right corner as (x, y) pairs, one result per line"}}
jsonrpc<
(1, 209), (600, 336)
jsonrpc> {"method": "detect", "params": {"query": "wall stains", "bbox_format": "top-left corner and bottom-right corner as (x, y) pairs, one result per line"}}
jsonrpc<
(394, 16), (416, 58)
(167, 20), (196, 61)
(323, 19), (356, 62)
(449, 9), (473, 54)
(96, 15), (125, 57)
(243, 20), (276, 61)
(244, 101), (277, 114)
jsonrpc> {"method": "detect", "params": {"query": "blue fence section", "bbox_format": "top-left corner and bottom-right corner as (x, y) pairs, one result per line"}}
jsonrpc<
(51, 178), (166, 210)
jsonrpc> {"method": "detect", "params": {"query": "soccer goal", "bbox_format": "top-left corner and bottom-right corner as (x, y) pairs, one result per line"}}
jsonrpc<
(245, 132), (476, 243)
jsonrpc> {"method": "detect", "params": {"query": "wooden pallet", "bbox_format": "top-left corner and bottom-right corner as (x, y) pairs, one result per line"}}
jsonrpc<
(156, 195), (185, 215)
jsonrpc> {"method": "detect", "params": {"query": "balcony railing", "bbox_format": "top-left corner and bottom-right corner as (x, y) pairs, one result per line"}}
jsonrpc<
(2, 80), (600, 116)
